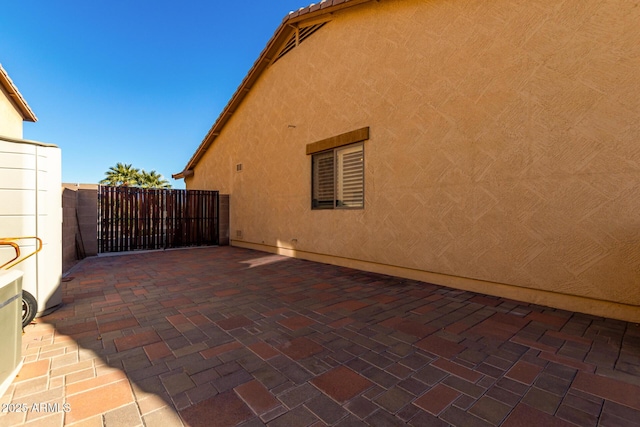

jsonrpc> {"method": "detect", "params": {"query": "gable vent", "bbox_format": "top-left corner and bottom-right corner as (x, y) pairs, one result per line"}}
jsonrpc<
(274, 23), (327, 63)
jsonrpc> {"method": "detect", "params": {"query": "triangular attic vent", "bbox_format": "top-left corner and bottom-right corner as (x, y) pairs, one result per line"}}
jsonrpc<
(274, 22), (327, 63)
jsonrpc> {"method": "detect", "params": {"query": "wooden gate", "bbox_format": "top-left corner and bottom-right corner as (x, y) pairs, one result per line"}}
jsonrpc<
(98, 186), (219, 253)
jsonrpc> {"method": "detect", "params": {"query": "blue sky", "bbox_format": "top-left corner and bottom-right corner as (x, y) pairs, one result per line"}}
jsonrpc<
(1, 0), (309, 189)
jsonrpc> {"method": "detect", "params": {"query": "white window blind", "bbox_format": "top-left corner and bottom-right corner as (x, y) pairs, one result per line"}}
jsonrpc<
(336, 145), (364, 208)
(312, 143), (364, 209)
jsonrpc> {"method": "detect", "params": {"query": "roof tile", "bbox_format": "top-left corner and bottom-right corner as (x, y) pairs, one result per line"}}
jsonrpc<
(321, 0), (334, 9)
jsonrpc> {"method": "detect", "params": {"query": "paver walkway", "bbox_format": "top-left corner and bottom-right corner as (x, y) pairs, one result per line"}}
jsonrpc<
(1, 246), (639, 426)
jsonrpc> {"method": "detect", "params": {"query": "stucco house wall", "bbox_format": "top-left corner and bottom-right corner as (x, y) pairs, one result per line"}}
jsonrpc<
(0, 85), (24, 139)
(182, 0), (640, 321)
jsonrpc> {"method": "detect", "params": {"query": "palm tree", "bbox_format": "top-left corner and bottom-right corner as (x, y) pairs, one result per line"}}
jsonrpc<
(137, 170), (172, 189)
(100, 163), (140, 187)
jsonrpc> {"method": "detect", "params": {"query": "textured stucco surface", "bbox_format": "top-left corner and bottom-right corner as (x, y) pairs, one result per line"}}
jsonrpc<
(185, 0), (640, 318)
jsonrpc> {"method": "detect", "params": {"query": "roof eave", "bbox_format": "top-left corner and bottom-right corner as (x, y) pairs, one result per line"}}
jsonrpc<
(0, 64), (38, 122)
(175, 0), (375, 179)
(172, 169), (193, 180)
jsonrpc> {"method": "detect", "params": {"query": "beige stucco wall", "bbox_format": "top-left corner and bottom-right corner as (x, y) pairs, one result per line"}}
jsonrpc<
(0, 86), (23, 139)
(186, 0), (640, 321)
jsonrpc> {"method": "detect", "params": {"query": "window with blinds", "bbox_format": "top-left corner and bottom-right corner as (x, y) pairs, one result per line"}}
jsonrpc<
(312, 151), (335, 209)
(312, 143), (364, 209)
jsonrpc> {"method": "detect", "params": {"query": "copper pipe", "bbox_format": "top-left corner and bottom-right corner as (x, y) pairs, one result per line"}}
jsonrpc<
(0, 237), (42, 270)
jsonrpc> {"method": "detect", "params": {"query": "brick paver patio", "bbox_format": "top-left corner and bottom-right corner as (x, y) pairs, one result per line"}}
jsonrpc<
(1, 246), (639, 426)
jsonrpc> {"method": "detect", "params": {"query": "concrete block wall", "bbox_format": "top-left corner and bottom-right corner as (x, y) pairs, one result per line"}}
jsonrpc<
(61, 187), (78, 274)
(76, 188), (98, 256)
(62, 184), (97, 273)
(219, 194), (229, 246)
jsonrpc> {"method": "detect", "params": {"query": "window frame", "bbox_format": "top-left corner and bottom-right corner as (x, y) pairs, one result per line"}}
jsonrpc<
(311, 141), (364, 210)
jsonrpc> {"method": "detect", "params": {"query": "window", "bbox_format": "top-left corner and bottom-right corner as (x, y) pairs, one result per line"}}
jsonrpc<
(307, 127), (368, 209)
(312, 143), (364, 209)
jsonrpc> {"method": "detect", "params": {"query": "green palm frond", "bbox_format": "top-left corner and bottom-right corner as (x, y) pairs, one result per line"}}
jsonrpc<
(137, 170), (172, 189)
(100, 162), (140, 187)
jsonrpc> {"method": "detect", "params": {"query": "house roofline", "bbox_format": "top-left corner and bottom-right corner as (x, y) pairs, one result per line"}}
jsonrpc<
(0, 64), (37, 122)
(173, 0), (375, 180)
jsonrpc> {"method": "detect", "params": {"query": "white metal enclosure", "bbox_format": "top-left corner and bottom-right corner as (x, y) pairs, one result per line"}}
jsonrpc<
(0, 135), (62, 316)
(0, 270), (22, 397)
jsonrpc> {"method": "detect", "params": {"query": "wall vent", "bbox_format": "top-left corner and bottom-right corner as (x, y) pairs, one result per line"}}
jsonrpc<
(236, 163), (243, 172)
(274, 23), (327, 63)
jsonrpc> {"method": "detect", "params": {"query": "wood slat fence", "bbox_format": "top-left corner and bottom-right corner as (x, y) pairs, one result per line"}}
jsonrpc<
(98, 186), (219, 253)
